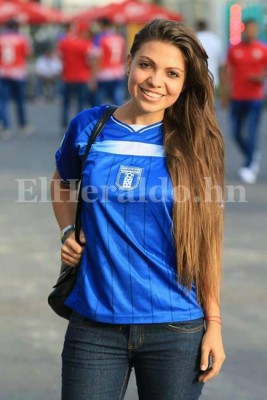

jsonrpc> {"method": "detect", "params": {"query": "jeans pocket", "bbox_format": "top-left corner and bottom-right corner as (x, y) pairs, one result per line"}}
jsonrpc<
(164, 318), (204, 333)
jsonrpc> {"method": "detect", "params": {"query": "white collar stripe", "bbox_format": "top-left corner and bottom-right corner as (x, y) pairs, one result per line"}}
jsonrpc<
(140, 123), (163, 133)
(111, 117), (133, 132)
(111, 116), (163, 133)
(91, 140), (165, 157)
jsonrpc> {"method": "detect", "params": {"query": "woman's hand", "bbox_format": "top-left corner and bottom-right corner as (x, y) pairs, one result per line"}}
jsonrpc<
(198, 323), (226, 383)
(61, 231), (86, 267)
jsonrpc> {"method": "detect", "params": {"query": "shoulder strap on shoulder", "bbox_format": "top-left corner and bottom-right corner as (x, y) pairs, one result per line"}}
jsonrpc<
(81, 105), (118, 170)
(75, 105), (118, 245)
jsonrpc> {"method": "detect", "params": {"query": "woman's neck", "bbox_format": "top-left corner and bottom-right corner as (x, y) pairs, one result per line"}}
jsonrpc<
(114, 101), (164, 126)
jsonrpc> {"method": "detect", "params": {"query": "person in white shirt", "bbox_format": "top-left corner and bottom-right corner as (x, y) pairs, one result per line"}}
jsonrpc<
(35, 47), (62, 102)
(196, 20), (224, 89)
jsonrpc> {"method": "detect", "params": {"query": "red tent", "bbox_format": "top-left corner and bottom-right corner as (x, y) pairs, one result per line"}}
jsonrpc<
(0, 0), (65, 24)
(0, 2), (23, 23)
(71, 0), (183, 25)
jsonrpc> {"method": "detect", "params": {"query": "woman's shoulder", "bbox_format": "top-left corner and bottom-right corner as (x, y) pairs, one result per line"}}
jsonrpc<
(69, 105), (106, 131)
(65, 105), (111, 151)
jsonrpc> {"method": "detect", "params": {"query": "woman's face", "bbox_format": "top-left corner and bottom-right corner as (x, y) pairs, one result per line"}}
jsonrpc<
(127, 40), (186, 123)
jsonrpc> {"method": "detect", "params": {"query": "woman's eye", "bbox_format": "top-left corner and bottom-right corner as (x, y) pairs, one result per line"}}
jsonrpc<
(168, 71), (179, 78)
(139, 62), (151, 69)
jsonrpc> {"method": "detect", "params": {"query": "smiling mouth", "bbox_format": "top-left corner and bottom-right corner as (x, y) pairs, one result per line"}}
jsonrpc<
(141, 88), (164, 99)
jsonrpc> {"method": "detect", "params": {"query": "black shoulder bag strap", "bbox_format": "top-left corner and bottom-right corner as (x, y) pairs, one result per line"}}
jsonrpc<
(75, 105), (117, 245)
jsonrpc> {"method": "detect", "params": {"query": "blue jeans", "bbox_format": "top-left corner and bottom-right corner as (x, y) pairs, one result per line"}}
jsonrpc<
(35, 76), (62, 100)
(96, 79), (126, 106)
(0, 78), (27, 128)
(61, 312), (204, 399)
(61, 82), (90, 128)
(0, 79), (3, 125)
(230, 99), (263, 167)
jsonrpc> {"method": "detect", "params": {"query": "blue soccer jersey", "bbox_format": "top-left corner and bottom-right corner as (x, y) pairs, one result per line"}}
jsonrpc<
(56, 105), (204, 323)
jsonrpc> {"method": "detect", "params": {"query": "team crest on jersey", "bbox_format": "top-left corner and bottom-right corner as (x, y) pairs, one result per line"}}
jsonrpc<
(115, 165), (143, 191)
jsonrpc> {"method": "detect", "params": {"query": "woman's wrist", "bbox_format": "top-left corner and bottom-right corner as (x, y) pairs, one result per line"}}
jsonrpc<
(60, 224), (75, 243)
(204, 315), (222, 330)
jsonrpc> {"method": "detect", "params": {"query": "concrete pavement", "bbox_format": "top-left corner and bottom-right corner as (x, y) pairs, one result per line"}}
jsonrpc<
(0, 101), (266, 399)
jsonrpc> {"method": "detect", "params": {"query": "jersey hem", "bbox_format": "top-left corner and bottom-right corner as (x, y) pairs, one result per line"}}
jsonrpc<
(65, 299), (204, 324)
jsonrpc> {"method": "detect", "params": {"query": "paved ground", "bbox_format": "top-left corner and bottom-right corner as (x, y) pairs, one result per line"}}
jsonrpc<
(0, 100), (266, 400)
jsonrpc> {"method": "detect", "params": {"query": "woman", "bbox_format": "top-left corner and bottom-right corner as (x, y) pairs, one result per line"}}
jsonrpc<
(51, 19), (225, 400)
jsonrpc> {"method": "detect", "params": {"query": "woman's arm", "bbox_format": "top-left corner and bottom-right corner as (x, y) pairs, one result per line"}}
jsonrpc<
(51, 169), (85, 267)
(198, 295), (226, 383)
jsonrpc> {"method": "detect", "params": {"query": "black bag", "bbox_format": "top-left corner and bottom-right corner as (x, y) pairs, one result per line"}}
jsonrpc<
(48, 105), (117, 320)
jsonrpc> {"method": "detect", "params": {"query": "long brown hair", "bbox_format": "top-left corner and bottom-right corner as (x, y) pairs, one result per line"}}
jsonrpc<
(130, 19), (225, 308)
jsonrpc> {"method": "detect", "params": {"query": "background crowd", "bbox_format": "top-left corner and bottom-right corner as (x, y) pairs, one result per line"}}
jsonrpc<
(0, 16), (127, 139)
(1, 12), (266, 185)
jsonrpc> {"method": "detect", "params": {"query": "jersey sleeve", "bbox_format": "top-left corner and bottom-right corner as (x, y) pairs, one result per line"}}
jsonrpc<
(55, 105), (105, 184)
(55, 121), (82, 184)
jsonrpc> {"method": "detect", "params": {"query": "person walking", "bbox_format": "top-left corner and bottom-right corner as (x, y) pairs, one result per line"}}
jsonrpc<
(222, 19), (267, 184)
(92, 17), (126, 106)
(51, 19), (225, 400)
(34, 46), (62, 102)
(195, 20), (224, 90)
(57, 23), (94, 133)
(0, 19), (33, 140)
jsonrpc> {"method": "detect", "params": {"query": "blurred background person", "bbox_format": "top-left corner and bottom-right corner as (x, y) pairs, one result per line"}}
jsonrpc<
(35, 46), (62, 103)
(0, 19), (34, 140)
(0, 78), (3, 128)
(221, 19), (267, 184)
(91, 17), (126, 106)
(57, 22), (94, 134)
(195, 19), (224, 91)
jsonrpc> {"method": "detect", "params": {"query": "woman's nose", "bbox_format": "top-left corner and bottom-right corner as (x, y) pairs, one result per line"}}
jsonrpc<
(147, 71), (163, 87)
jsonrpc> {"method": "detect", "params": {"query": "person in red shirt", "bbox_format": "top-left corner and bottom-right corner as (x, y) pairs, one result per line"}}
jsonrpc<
(92, 18), (126, 106)
(57, 23), (94, 132)
(223, 19), (267, 183)
(0, 19), (33, 140)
